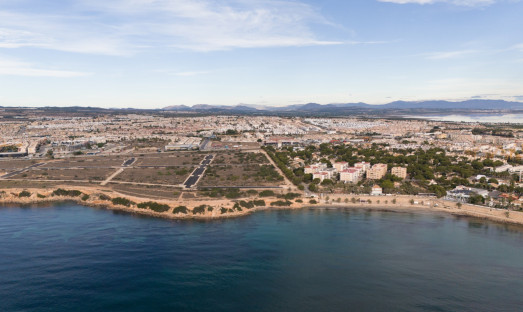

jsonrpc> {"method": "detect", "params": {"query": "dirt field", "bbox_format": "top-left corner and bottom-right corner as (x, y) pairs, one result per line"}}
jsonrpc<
(113, 167), (193, 185)
(45, 157), (126, 168)
(133, 153), (205, 167)
(211, 151), (269, 165)
(199, 163), (283, 187)
(109, 183), (182, 200)
(0, 159), (44, 170)
(10, 168), (111, 181)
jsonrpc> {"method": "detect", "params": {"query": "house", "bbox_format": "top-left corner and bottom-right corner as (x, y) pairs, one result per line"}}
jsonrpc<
(371, 185), (383, 195)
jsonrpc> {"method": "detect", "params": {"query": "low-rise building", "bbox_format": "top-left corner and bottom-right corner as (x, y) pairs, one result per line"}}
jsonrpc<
(371, 185), (383, 195)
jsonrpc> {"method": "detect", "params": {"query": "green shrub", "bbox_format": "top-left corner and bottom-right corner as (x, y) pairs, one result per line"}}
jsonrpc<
(220, 207), (228, 214)
(52, 188), (82, 197)
(270, 200), (292, 207)
(259, 190), (275, 197)
(207, 206), (214, 212)
(295, 199), (303, 203)
(253, 199), (266, 206)
(81, 194), (90, 201)
(137, 201), (170, 212)
(225, 189), (243, 199)
(239, 200), (255, 209)
(36, 193), (46, 199)
(111, 197), (135, 207)
(18, 190), (31, 197)
(173, 206), (188, 214)
(309, 199), (318, 204)
(192, 205), (207, 214)
(99, 194), (111, 201)
(281, 192), (301, 200)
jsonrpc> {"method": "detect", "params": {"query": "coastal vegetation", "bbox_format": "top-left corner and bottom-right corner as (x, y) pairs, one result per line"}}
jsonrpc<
(173, 206), (188, 214)
(18, 190), (31, 197)
(52, 189), (82, 197)
(137, 201), (170, 212)
(111, 197), (135, 207)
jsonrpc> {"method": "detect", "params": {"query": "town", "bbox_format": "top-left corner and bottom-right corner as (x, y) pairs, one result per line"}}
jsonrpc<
(1, 108), (522, 219)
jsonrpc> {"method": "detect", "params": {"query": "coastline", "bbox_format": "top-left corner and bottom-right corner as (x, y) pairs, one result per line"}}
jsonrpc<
(2, 186), (523, 226)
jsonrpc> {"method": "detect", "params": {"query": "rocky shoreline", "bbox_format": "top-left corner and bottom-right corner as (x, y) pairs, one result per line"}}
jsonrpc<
(2, 186), (523, 226)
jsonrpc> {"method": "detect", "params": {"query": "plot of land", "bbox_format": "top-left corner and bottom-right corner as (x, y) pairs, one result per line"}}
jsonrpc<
(44, 157), (126, 168)
(10, 168), (111, 181)
(0, 159), (44, 170)
(133, 153), (205, 167)
(110, 184), (181, 200)
(113, 167), (193, 185)
(199, 163), (283, 187)
(212, 151), (269, 165)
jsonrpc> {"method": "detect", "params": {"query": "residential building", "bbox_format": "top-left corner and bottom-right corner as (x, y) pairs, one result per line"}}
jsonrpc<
(340, 168), (360, 184)
(367, 163), (388, 180)
(391, 166), (407, 179)
(333, 161), (348, 172)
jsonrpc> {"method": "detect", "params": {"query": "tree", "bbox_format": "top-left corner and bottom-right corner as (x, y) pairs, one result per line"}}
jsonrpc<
(321, 179), (334, 186)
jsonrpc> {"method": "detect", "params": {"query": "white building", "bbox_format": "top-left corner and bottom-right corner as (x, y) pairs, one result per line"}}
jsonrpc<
(371, 185), (383, 195)
(340, 168), (361, 184)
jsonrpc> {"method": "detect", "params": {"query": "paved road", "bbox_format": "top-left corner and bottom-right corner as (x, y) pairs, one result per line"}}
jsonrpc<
(122, 157), (136, 167)
(1, 162), (46, 179)
(200, 138), (211, 151)
(183, 154), (214, 189)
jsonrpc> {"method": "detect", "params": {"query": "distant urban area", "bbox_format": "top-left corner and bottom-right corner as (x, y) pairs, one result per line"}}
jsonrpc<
(1, 107), (522, 220)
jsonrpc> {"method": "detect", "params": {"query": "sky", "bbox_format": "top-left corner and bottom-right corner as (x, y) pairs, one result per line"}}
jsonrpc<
(0, 0), (522, 108)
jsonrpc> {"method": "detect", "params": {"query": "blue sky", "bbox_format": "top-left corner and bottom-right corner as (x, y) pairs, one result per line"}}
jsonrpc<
(0, 0), (522, 108)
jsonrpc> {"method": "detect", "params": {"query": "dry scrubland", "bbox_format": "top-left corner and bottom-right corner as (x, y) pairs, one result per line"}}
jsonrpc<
(2, 150), (523, 225)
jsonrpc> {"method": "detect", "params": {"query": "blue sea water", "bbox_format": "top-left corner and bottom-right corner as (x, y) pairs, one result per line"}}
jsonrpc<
(1, 203), (523, 311)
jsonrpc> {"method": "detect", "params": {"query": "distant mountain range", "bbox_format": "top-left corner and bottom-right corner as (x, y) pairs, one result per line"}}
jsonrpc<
(163, 99), (523, 114)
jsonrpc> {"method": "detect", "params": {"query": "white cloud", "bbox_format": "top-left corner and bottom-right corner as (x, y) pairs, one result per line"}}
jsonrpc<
(0, 56), (90, 77)
(378, 0), (496, 6)
(425, 49), (477, 59)
(0, 0), (343, 54)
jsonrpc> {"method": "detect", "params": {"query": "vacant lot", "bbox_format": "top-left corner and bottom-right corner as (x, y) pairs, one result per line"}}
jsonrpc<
(109, 183), (181, 200)
(113, 167), (193, 185)
(134, 153), (206, 167)
(0, 180), (61, 189)
(199, 164), (283, 187)
(0, 159), (43, 170)
(44, 157), (126, 168)
(212, 151), (269, 165)
(10, 168), (111, 181)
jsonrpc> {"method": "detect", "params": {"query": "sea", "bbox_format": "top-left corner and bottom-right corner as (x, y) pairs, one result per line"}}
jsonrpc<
(406, 113), (523, 123)
(1, 203), (523, 312)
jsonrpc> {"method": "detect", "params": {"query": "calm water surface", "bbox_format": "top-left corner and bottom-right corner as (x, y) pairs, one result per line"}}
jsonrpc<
(1, 203), (523, 311)
(406, 113), (523, 123)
